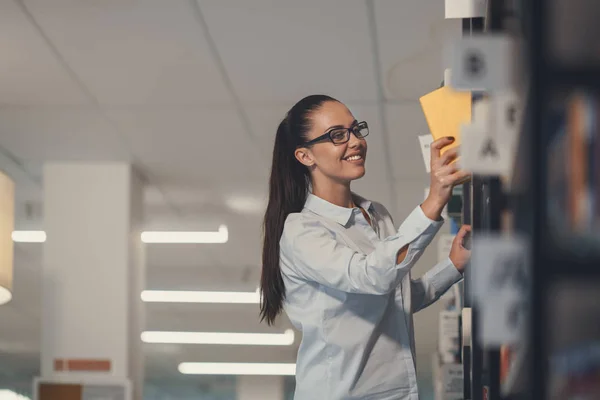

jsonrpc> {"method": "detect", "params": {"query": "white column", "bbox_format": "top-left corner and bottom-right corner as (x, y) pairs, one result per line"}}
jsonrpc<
(41, 163), (145, 400)
(237, 376), (285, 400)
(0, 170), (14, 305)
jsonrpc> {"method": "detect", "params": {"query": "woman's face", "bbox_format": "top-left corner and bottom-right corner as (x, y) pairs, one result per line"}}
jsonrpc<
(295, 101), (367, 184)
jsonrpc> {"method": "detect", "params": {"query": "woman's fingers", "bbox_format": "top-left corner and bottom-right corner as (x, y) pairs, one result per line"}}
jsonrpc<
(435, 163), (471, 186)
(452, 225), (471, 250)
(456, 224), (472, 240)
(434, 163), (458, 183)
(430, 137), (455, 163)
(449, 169), (472, 184)
(439, 147), (459, 166)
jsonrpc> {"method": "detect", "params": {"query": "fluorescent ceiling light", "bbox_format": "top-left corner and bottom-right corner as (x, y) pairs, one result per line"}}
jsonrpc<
(178, 362), (296, 376)
(0, 286), (12, 306)
(11, 231), (46, 243)
(141, 225), (228, 244)
(141, 289), (260, 304)
(11, 227), (229, 244)
(141, 329), (294, 346)
(225, 195), (267, 214)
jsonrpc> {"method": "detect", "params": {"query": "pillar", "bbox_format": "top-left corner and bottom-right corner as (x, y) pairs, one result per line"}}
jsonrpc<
(41, 163), (145, 400)
(0, 170), (14, 305)
(237, 376), (284, 400)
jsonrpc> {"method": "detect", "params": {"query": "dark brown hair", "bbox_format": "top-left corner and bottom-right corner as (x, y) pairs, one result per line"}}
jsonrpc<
(260, 95), (338, 325)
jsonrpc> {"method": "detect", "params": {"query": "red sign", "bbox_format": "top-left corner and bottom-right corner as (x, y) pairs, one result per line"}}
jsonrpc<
(54, 358), (111, 372)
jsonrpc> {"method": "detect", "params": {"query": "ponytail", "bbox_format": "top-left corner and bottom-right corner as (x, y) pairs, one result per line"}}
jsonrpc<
(260, 94), (338, 325)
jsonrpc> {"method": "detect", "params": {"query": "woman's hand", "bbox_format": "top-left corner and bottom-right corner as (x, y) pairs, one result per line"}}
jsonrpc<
(450, 225), (472, 273)
(421, 137), (471, 221)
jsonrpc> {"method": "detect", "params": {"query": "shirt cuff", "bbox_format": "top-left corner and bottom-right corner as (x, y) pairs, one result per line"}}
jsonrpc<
(398, 205), (445, 250)
(427, 257), (464, 292)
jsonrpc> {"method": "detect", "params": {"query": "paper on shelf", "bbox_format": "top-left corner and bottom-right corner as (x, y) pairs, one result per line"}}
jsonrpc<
(439, 311), (461, 363)
(470, 234), (530, 345)
(418, 134), (433, 173)
(433, 354), (464, 400)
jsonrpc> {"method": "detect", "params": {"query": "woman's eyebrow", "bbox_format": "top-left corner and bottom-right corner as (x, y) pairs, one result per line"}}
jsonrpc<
(325, 120), (358, 131)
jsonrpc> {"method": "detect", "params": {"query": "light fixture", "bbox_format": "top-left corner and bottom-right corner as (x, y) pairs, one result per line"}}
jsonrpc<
(0, 172), (15, 305)
(0, 286), (11, 305)
(10, 227), (229, 244)
(178, 362), (296, 376)
(225, 195), (267, 214)
(11, 230), (46, 243)
(0, 390), (31, 400)
(141, 329), (294, 346)
(140, 225), (228, 244)
(141, 288), (260, 304)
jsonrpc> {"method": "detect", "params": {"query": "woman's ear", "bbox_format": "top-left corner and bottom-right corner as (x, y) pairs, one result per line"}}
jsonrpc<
(294, 147), (315, 167)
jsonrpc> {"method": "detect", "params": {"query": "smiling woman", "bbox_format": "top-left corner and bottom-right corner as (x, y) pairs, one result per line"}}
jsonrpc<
(293, 101), (369, 190)
(259, 94), (471, 400)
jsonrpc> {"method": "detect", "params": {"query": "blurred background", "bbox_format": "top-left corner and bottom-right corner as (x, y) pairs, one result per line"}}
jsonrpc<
(0, 1), (464, 399)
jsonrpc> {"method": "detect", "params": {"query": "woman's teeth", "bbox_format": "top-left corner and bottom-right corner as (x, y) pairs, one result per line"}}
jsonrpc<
(345, 155), (362, 161)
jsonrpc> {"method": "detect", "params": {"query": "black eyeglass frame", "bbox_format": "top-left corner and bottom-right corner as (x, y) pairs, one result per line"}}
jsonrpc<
(298, 121), (369, 147)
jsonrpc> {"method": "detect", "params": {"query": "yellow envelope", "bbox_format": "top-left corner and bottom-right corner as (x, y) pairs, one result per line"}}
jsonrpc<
(419, 86), (472, 155)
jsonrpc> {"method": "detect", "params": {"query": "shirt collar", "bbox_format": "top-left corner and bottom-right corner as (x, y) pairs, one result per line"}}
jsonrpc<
(304, 192), (373, 226)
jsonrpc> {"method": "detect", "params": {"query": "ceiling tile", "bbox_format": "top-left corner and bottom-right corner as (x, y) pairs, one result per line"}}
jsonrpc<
(106, 108), (269, 184)
(0, 108), (130, 162)
(374, 0), (461, 101)
(199, 0), (378, 104)
(146, 180), (268, 219)
(0, 0), (88, 105)
(23, 0), (232, 106)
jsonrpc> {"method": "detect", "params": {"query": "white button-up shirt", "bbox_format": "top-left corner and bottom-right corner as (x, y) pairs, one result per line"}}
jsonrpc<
(280, 193), (463, 400)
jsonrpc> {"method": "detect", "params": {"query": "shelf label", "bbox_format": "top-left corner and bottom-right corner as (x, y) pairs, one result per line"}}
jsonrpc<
(470, 234), (530, 345)
(460, 121), (511, 176)
(461, 89), (522, 176)
(449, 35), (517, 91)
(445, 0), (485, 19)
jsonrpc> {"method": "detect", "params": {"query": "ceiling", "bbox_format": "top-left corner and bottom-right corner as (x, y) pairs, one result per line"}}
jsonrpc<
(0, 0), (461, 395)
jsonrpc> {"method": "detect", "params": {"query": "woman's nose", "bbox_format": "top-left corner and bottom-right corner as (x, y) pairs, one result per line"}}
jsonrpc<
(348, 132), (362, 147)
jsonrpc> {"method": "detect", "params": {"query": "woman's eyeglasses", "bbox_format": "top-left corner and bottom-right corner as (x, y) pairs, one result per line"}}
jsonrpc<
(300, 121), (369, 147)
